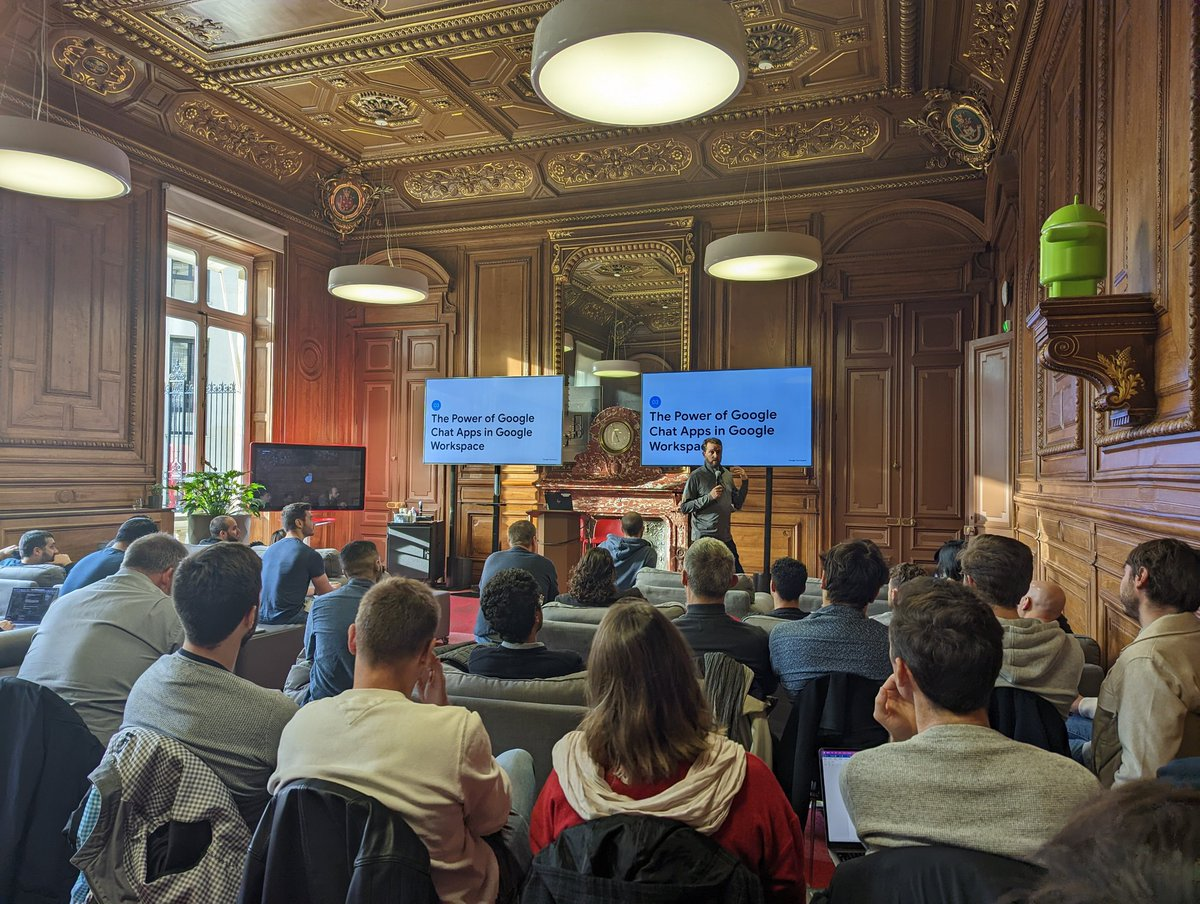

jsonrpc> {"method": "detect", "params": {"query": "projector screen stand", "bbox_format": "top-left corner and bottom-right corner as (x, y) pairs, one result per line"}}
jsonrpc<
(491, 464), (502, 553)
(760, 466), (775, 589)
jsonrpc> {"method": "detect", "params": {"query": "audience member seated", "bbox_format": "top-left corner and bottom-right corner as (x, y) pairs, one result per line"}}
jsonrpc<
(556, 548), (643, 608)
(121, 542), (298, 828)
(303, 539), (385, 702)
(470, 568), (585, 679)
(1016, 579), (1067, 625)
(873, 562), (927, 626)
(270, 528), (286, 544)
(598, 512), (657, 592)
(998, 781), (1200, 904)
(959, 535), (1082, 717)
(770, 539), (891, 693)
(933, 538), (966, 580)
(673, 538), (776, 698)
(530, 601), (805, 902)
(260, 502), (333, 625)
(197, 515), (242, 546)
(58, 516), (159, 595)
(474, 520), (558, 644)
(0, 529), (60, 568)
(271, 577), (535, 904)
(18, 533), (187, 745)
(1079, 539), (1200, 786)
(768, 556), (809, 621)
(841, 577), (1099, 862)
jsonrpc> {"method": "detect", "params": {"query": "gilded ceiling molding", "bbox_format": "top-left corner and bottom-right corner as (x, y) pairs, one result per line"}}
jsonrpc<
(52, 36), (136, 96)
(746, 23), (818, 70)
(329, 0), (382, 10)
(902, 91), (997, 170)
(402, 160), (534, 203)
(174, 100), (305, 180)
(153, 11), (227, 50)
(898, 0), (918, 95)
(344, 92), (420, 128)
(962, 0), (1021, 83)
(710, 113), (882, 168)
(546, 140), (694, 188)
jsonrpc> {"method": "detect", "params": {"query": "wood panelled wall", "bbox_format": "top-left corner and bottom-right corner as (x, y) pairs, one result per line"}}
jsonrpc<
(989, 0), (1200, 663)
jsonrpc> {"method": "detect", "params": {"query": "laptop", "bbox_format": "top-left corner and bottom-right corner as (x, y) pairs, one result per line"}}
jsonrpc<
(545, 491), (574, 511)
(5, 586), (60, 627)
(819, 748), (868, 863)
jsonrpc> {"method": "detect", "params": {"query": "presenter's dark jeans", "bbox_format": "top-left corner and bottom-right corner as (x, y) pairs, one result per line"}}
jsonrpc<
(722, 537), (745, 575)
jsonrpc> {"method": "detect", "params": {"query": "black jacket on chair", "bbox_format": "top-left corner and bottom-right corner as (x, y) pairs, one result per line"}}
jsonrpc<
(988, 686), (1071, 756)
(822, 844), (1045, 904)
(238, 778), (438, 904)
(774, 673), (887, 826)
(0, 676), (104, 904)
(522, 814), (764, 904)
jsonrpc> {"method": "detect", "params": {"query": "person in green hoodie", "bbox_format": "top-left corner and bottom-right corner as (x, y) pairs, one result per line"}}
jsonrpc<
(598, 512), (658, 592)
(959, 535), (1083, 717)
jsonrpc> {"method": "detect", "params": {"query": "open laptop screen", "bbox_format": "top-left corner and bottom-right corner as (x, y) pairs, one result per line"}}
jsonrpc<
(819, 748), (862, 845)
(5, 586), (59, 625)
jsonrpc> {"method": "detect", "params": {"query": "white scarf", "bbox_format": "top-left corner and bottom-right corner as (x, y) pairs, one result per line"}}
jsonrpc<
(550, 730), (747, 835)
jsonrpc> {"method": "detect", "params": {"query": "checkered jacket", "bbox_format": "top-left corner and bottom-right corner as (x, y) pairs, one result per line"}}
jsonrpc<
(70, 727), (251, 904)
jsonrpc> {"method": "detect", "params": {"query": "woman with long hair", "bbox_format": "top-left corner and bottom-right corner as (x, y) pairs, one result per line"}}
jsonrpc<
(530, 601), (805, 901)
(557, 547), (639, 607)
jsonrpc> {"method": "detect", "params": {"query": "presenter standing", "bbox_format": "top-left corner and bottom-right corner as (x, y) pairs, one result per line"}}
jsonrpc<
(680, 437), (749, 574)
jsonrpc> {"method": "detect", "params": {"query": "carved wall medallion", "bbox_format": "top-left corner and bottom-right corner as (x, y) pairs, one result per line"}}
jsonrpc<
(153, 11), (226, 49)
(962, 0), (1021, 83)
(834, 27), (869, 47)
(710, 113), (882, 168)
(902, 91), (997, 170)
(315, 167), (392, 240)
(174, 100), (304, 180)
(329, 0), (382, 10)
(403, 160), (534, 202)
(52, 36), (136, 96)
(344, 91), (420, 128)
(746, 23), (817, 70)
(546, 139), (693, 188)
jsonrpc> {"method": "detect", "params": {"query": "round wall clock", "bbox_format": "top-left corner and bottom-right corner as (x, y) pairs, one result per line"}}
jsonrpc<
(601, 419), (634, 454)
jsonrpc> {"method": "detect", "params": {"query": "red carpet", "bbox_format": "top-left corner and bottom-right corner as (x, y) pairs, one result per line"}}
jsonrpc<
(446, 591), (837, 889)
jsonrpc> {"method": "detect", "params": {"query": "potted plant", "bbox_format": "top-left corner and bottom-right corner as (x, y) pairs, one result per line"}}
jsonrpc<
(158, 463), (266, 544)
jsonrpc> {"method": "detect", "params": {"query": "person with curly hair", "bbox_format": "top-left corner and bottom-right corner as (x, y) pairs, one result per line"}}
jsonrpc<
(469, 568), (584, 679)
(557, 548), (641, 608)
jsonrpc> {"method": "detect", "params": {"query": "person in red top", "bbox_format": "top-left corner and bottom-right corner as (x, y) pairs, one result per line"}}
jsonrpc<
(530, 600), (806, 903)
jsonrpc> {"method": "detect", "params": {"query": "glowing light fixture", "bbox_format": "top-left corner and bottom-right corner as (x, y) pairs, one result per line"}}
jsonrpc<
(0, 117), (131, 200)
(531, 0), (747, 126)
(592, 359), (641, 378)
(328, 261), (428, 304)
(704, 231), (822, 281)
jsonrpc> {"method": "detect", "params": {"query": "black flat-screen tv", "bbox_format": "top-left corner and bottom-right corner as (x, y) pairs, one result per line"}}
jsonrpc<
(249, 443), (366, 511)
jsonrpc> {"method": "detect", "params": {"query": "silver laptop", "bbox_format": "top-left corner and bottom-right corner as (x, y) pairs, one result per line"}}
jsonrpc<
(5, 586), (59, 627)
(819, 748), (867, 863)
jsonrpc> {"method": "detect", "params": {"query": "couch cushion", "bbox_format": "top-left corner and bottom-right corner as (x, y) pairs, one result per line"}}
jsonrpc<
(635, 567), (684, 589)
(0, 564), (66, 587)
(445, 668), (586, 706)
(743, 614), (792, 633)
(0, 625), (37, 672)
(543, 600), (685, 625)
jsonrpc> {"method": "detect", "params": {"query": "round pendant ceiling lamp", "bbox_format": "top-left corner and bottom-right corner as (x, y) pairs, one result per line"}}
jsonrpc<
(0, 116), (131, 200)
(704, 231), (822, 281)
(327, 263), (429, 304)
(531, 0), (748, 127)
(592, 359), (642, 379)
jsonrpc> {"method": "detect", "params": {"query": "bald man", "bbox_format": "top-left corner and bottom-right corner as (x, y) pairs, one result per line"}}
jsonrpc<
(1017, 580), (1068, 624)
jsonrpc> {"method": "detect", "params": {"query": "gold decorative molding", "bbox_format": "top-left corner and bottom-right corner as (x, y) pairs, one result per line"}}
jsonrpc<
(962, 0), (1021, 83)
(710, 113), (882, 168)
(153, 11), (226, 49)
(746, 23), (818, 70)
(315, 166), (391, 239)
(902, 91), (997, 170)
(343, 92), (420, 128)
(329, 0), (381, 10)
(546, 140), (693, 188)
(52, 36), (136, 96)
(174, 100), (305, 180)
(402, 160), (534, 203)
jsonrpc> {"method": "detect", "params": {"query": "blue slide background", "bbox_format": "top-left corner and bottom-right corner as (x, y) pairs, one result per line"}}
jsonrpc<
(641, 368), (813, 467)
(424, 375), (564, 465)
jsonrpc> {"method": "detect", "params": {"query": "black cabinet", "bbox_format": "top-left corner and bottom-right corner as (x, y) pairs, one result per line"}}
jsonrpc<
(386, 520), (445, 584)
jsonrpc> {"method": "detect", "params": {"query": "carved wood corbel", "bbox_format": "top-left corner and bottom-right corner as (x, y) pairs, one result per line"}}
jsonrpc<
(1025, 293), (1161, 428)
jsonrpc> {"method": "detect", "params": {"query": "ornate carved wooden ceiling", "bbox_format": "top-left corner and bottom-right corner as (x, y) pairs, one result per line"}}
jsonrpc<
(0, 0), (1042, 228)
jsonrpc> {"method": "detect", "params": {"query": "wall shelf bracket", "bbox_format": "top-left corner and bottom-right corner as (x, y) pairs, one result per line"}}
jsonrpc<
(1025, 293), (1161, 429)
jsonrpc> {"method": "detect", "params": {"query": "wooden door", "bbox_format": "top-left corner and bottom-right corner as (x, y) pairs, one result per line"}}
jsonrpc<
(965, 334), (1014, 537)
(832, 298), (973, 566)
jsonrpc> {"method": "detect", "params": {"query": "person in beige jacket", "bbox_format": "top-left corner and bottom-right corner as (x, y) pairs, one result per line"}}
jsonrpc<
(1085, 538), (1200, 786)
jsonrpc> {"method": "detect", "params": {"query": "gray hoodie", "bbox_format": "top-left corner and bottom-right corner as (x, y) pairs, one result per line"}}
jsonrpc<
(995, 617), (1084, 717)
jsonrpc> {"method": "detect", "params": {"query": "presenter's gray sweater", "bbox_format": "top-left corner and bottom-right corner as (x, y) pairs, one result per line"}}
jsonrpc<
(840, 723), (1099, 863)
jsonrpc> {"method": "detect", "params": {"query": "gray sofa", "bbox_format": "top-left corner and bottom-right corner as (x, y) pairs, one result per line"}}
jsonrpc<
(444, 668), (587, 789)
(0, 626), (36, 678)
(539, 599), (685, 660)
(634, 568), (763, 617)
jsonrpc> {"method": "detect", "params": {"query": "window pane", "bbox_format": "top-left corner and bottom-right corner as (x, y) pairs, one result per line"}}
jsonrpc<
(163, 318), (199, 517)
(167, 244), (198, 302)
(204, 326), (247, 474)
(207, 257), (248, 315)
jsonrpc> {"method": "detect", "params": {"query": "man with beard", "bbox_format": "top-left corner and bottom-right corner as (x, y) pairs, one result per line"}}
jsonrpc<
(120, 542), (297, 828)
(1082, 538), (1200, 786)
(680, 437), (749, 573)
